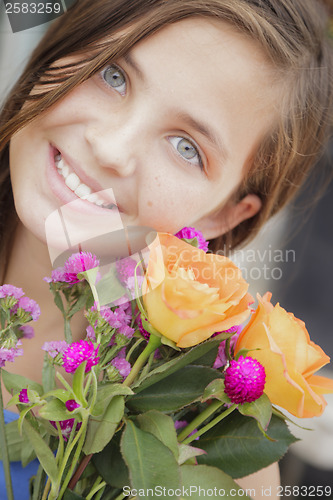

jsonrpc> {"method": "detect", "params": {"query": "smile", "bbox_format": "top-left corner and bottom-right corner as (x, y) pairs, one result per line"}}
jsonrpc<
(53, 149), (118, 210)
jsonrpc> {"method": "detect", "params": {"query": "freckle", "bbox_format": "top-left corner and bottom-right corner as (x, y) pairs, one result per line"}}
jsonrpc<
(147, 201), (153, 207)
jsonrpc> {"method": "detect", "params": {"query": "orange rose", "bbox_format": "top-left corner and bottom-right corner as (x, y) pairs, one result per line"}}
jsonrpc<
(235, 293), (333, 418)
(142, 233), (253, 348)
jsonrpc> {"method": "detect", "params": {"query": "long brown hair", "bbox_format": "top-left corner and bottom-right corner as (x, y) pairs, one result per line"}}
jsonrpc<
(0, 0), (332, 278)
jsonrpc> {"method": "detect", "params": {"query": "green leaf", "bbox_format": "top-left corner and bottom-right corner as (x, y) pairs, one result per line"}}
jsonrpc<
(42, 353), (56, 393)
(180, 465), (250, 499)
(127, 366), (222, 412)
(43, 389), (72, 404)
(93, 431), (130, 489)
(121, 420), (181, 497)
(53, 290), (65, 314)
(68, 288), (92, 317)
(132, 336), (228, 393)
(202, 379), (231, 404)
(0, 420), (27, 461)
(95, 265), (127, 306)
(197, 412), (298, 478)
(83, 395), (124, 454)
(178, 444), (206, 465)
(38, 399), (69, 422)
(238, 393), (272, 431)
(136, 410), (179, 460)
(1, 369), (43, 395)
(72, 361), (88, 406)
(92, 383), (133, 417)
(22, 419), (58, 485)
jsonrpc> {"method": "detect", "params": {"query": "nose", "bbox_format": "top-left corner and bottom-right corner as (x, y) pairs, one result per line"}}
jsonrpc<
(85, 116), (143, 177)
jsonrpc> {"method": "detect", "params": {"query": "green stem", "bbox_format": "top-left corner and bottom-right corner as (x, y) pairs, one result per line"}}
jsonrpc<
(86, 477), (107, 500)
(0, 368), (14, 500)
(123, 334), (161, 387)
(57, 416), (89, 500)
(125, 338), (144, 362)
(177, 399), (223, 442)
(64, 315), (72, 343)
(182, 404), (237, 445)
(41, 478), (51, 500)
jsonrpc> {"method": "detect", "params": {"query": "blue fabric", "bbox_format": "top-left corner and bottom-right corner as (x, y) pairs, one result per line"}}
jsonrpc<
(0, 410), (39, 500)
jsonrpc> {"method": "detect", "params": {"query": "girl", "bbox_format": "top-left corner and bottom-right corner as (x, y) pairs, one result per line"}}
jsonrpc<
(0, 0), (332, 498)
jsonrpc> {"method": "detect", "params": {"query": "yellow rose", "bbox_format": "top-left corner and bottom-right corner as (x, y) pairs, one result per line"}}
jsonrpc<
(234, 293), (333, 418)
(142, 233), (252, 348)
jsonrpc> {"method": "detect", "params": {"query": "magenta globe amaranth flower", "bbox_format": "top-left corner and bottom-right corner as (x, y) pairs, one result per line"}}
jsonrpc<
(19, 389), (30, 403)
(174, 227), (209, 252)
(224, 356), (266, 404)
(64, 252), (100, 284)
(62, 340), (100, 373)
(65, 399), (80, 412)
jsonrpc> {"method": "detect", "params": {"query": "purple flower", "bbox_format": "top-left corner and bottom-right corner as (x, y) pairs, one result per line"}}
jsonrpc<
(111, 356), (131, 379)
(0, 346), (24, 368)
(19, 389), (29, 404)
(42, 341), (68, 359)
(224, 356), (266, 404)
(19, 325), (35, 339)
(116, 257), (142, 286)
(64, 252), (100, 284)
(86, 325), (96, 341)
(0, 284), (24, 300)
(17, 296), (41, 321)
(213, 325), (242, 369)
(62, 340), (100, 373)
(174, 227), (209, 252)
(44, 267), (67, 284)
(65, 399), (80, 412)
(50, 419), (82, 441)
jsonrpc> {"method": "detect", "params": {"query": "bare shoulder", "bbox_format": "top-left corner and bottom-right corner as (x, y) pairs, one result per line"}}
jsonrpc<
(236, 463), (280, 499)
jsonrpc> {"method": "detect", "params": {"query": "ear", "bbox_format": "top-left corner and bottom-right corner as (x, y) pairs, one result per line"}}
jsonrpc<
(194, 194), (262, 241)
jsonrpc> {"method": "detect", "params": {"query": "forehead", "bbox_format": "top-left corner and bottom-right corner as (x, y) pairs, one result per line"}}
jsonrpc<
(129, 17), (279, 171)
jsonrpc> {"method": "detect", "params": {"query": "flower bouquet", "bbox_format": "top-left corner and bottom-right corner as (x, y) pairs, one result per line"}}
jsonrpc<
(1, 228), (333, 500)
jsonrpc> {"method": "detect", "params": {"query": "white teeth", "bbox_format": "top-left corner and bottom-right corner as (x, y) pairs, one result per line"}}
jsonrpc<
(65, 173), (80, 191)
(74, 184), (92, 198)
(55, 152), (116, 210)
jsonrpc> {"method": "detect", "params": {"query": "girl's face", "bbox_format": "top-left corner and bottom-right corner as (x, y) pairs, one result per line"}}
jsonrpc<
(10, 18), (278, 250)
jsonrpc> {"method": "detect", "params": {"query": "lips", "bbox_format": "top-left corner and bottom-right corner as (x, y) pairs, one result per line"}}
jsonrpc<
(51, 145), (120, 211)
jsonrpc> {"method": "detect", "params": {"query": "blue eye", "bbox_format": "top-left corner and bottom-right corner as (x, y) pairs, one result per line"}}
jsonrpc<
(101, 65), (127, 95)
(169, 136), (203, 170)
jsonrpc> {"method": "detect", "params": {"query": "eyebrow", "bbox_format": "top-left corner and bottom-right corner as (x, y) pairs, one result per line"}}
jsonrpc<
(123, 52), (146, 82)
(174, 111), (229, 163)
(123, 52), (229, 163)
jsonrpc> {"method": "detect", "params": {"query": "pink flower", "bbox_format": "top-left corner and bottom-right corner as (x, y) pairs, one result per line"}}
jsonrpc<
(136, 315), (150, 341)
(19, 389), (29, 403)
(174, 227), (209, 252)
(64, 252), (100, 284)
(0, 346), (24, 368)
(116, 257), (142, 286)
(224, 356), (266, 404)
(42, 341), (68, 359)
(62, 340), (100, 373)
(65, 399), (80, 412)
(44, 267), (67, 283)
(18, 296), (41, 321)
(111, 356), (131, 379)
(19, 325), (35, 339)
(50, 419), (82, 441)
(0, 284), (24, 299)
(86, 325), (96, 341)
